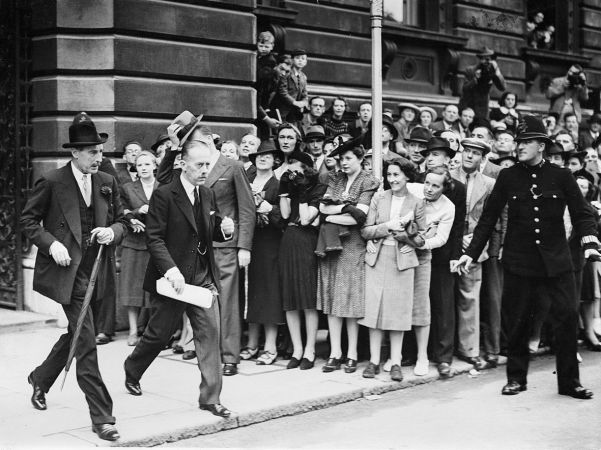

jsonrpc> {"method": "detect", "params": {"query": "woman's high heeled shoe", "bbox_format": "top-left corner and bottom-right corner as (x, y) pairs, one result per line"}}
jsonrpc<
(322, 357), (341, 373)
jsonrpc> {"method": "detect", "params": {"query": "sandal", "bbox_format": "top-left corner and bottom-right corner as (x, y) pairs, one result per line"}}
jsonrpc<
(240, 347), (258, 360)
(256, 350), (277, 365)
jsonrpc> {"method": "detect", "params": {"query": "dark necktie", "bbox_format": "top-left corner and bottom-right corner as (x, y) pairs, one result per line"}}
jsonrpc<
(193, 187), (201, 221)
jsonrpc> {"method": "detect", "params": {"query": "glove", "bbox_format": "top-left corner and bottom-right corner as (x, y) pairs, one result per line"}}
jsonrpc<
(341, 204), (367, 226)
(278, 170), (293, 196)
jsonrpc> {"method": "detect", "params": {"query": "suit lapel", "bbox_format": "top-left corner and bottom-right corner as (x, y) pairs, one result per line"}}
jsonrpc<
(56, 163), (82, 247)
(469, 172), (487, 213)
(200, 186), (212, 239)
(204, 155), (228, 188)
(379, 191), (393, 222)
(172, 177), (198, 233)
(92, 173), (108, 227)
(132, 179), (148, 203)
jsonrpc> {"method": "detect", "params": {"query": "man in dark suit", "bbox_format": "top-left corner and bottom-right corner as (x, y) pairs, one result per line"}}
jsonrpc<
(157, 119), (255, 377)
(430, 104), (460, 133)
(20, 112), (127, 441)
(124, 139), (235, 418)
(457, 115), (600, 399)
(115, 140), (142, 187)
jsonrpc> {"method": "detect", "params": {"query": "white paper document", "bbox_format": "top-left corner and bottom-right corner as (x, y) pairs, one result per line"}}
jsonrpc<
(156, 278), (214, 308)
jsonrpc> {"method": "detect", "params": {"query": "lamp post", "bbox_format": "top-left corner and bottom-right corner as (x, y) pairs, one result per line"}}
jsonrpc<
(370, 0), (383, 182)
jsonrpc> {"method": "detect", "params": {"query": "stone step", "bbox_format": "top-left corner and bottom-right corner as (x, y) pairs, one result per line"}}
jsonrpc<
(0, 309), (58, 334)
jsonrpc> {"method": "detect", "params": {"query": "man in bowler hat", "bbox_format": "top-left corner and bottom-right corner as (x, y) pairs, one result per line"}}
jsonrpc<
(456, 115), (600, 399)
(20, 112), (127, 441)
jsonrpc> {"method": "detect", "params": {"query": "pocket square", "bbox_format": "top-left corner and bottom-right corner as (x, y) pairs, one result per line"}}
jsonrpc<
(210, 210), (215, 216)
(218, 177), (228, 181)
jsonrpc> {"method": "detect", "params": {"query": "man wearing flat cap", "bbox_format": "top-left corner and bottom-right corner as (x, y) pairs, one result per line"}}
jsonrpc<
(20, 112), (127, 441)
(450, 138), (496, 370)
(456, 115), (601, 400)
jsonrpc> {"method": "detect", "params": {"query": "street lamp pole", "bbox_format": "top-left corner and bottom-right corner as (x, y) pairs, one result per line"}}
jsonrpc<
(370, 0), (383, 183)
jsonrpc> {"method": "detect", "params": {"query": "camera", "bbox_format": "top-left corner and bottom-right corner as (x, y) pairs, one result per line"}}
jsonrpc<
(568, 71), (584, 86)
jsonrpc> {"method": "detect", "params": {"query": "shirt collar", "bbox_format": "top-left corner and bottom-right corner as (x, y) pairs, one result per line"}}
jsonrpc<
(71, 161), (88, 181)
(180, 173), (196, 197)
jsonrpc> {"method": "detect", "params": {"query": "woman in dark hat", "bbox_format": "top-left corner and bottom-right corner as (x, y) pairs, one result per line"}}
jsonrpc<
(119, 151), (158, 346)
(492, 154), (518, 169)
(279, 149), (326, 370)
(359, 158), (426, 381)
(240, 140), (286, 365)
(490, 91), (521, 133)
(318, 141), (379, 374)
(273, 122), (303, 179)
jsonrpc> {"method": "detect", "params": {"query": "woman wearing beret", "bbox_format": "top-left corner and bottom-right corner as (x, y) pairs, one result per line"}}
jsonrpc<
(119, 151), (158, 346)
(318, 141), (379, 374)
(279, 150), (326, 370)
(241, 140), (286, 365)
(359, 159), (426, 381)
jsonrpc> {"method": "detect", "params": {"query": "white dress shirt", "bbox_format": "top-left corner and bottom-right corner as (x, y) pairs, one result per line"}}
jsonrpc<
(71, 162), (92, 206)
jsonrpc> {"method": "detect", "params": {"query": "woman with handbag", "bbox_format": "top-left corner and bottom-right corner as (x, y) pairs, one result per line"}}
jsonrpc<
(359, 159), (426, 381)
(241, 140), (286, 365)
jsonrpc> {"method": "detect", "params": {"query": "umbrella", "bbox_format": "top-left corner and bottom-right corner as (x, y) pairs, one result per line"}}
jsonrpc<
(60, 244), (105, 390)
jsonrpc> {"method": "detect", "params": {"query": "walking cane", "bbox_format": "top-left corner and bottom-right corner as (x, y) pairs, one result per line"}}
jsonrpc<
(60, 244), (105, 390)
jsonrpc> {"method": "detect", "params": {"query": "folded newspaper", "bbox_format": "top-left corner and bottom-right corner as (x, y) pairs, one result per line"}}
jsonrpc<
(156, 277), (214, 308)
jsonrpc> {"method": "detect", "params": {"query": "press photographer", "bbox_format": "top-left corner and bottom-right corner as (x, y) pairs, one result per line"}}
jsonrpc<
(546, 64), (589, 125)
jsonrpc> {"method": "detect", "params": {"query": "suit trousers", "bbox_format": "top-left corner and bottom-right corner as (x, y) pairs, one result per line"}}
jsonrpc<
(480, 257), (503, 356)
(125, 294), (222, 404)
(32, 297), (115, 425)
(502, 270), (581, 391)
(429, 264), (456, 364)
(455, 261), (482, 358)
(92, 291), (115, 336)
(215, 248), (241, 364)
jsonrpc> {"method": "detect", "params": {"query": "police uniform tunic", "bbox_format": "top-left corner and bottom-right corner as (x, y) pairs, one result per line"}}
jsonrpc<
(465, 160), (599, 391)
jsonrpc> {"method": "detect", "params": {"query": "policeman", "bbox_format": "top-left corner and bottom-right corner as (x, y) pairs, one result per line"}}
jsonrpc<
(455, 115), (600, 400)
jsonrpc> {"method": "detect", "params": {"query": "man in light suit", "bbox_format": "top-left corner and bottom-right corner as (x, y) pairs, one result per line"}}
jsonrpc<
(471, 124), (502, 179)
(157, 118), (255, 376)
(450, 138), (495, 370)
(125, 139), (235, 418)
(20, 112), (127, 441)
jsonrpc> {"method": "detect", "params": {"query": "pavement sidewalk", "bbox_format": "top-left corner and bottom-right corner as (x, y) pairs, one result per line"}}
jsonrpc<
(2, 323), (501, 447)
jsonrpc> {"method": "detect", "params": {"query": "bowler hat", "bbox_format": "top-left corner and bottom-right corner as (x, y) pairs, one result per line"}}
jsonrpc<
(249, 139), (283, 163)
(304, 125), (326, 141)
(151, 134), (169, 152)
(62, 112), (108, 148)
(461, 137), (492, 155)
(406, 126), (432, 144)
(589, 113), (601, 126)
(397, 102), (420, 115)
(515, 115), (552, 143)
(382, 114), (399, 141)
(419, 106), (438, 122)
(567, 150), (587, 162)
(547, 141), (568, 156)
(288, 149), (314, 168)
(171, 111), (204, 147)
(420, 136), (456, 159)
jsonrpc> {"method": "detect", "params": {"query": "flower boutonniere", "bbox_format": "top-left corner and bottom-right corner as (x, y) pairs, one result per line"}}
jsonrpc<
(100, 184), (112, 197)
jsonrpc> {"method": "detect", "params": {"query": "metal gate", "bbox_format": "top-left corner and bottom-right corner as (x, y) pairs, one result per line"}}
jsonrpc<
(0, 0), (32, 309)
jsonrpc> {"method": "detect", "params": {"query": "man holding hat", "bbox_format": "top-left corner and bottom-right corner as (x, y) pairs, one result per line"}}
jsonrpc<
(450, 138), (496, 370)
(456, 115), (600, 399)
(20, 112), (127, 441)
(417, 137), (467, 378)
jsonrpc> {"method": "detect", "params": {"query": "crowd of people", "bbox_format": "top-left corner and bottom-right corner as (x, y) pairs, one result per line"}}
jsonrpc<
(20, 31), (601, 441)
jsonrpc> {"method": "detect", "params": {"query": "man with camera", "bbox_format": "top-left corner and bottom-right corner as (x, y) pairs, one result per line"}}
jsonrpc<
(546, 65), (589, 126)
(459, 47), (506, 119)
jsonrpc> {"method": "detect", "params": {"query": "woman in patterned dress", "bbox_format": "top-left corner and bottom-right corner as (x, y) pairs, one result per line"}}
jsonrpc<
(318, 142), (379, 374)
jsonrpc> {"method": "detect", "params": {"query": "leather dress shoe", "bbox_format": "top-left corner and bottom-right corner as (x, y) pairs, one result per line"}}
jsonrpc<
(95, 333), (112, 345)
(457, 355), (487, 370)
(299, 357), (315, 370)
(92, 423), (120, 441)
(125, 378), (142, 396)
(322, 357), (341, 373)
(362, 362), (380, 378)
(482, 354), (499, 369)
(390, 364), (404, 382)
(344, 358), (357, 373)
(437, 362), (454, 379)
(584, 339), (601, 352)
(223, 363), (237, 376)
(27, 373), (47, 410)
(287, 357), (301, 369)
(501, 381), (527, 395)
(199, 403), (232, 418)
(182, 350), (197, 360)
(558, 386), (593, 399)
